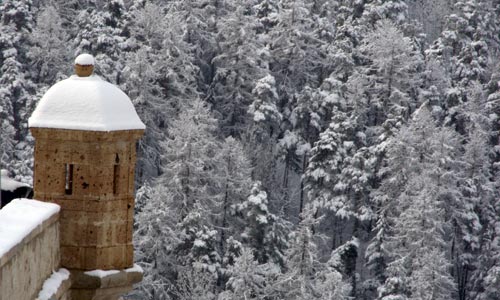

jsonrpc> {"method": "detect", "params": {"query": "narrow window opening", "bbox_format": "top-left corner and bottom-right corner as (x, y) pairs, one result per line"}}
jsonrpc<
(65, 164), (73, 195)
(113, 164), (120, 195)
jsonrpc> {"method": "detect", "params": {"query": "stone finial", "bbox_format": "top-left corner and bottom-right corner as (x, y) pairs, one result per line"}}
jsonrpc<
(74, 53), (95, 77)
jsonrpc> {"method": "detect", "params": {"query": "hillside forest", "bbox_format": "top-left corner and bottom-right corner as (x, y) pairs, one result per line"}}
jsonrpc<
(1, 0), (500, 299)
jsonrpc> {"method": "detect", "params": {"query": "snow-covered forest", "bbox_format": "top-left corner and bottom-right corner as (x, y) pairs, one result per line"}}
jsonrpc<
(1, 0), (500, 299)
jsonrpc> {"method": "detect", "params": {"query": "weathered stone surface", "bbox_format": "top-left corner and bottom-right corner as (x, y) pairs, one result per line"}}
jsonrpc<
(31, 128), (144, 271)
(69, 267), (142, 300)
(70, 267), (142, 288)
(13, 126), (144, 300)
(0, 211), (60, 300)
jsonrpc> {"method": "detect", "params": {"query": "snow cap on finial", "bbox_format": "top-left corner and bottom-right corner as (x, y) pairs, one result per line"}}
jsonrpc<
(74, 53), (95, 77)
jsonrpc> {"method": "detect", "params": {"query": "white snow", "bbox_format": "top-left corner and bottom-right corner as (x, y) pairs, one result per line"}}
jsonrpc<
(84, 269), (120, 278)
(0, 199), (60, 258)
(343, 141), (354, 149)
(37, 268), (70, 300)
(29, 75), (145, 131)
(295, 143), (311, 156)
(125, 264), (144, 273)
(74, 53), (94, 65)
(279, 131), (298, 148)
(193, 239), (206, 248)
(256, 215), (268, 224)
(83, 264), (143, 279)
(253, 111), (266, 122)
(1, 169), (29, 192)
(2, 48), (17, 58)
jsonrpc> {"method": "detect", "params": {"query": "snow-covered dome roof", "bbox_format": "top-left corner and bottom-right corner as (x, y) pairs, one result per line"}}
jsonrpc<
(29, 74), (145, 131)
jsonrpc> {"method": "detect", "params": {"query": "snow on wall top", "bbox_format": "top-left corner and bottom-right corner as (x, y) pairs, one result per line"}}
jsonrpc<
(75, 53), (94, 65)
(84, 264), (143, 278)
(0, 199), (60, 258)
(28, 75), (145, 131)
(1, 169), (29, 192)
(37, 268), (70, 300)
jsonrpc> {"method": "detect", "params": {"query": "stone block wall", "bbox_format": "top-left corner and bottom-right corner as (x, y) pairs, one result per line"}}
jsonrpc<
(0, 199), (68, 300)
(31, 128), (143, 270)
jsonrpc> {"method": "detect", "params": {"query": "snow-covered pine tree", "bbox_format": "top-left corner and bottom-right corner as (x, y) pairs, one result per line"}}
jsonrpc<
(466, 76), (500, 300)
(368, 104), (429, 292)
(208, 0), (269, 136)
(246, 74), (282, 202)
(304, 108), (363, 222)
(248, 74), (281, 143)
(158, 98), (220, 226)
(407, 0), (453, 43)
(378, 107), (459, 300)
(28, 6), (70, 85)
(135, 99), (223, 297)
(134, 184), (180, 300)
(361, 0), (409, 28)
(269, 0), (335, 92)
(470, 180), (500, 300)
(0, 0), (36, 182)
(123, 1), (200, 183)
(384, 174), (456, 300)
(269, 0), (340, 217)
(253, 0), (279, 34)
(237, 182), (289, 267)
(72, 0), (129, 83)
(273, 212), (351, 299)
(175, 261), (218, 300)
(444, 84), (497, 299)
(425, 0), (497, 134)
(453, 126), (493, 299)
(216, 137), (252, 261)
(285, 85), (342, 217)
(218, 247), (278, 300)
(0, 66), (16, 170)
(329, 238), (359, 297)
(467, 56), (500, 300)
(485, 64), (500, 140)
(355, 19), (422, 129)
(337, 18), (422, 222)
(122, 46), (164, 183)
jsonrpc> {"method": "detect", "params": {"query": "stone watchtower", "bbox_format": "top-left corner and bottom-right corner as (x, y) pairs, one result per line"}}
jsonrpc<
(28, 54), (145, 299)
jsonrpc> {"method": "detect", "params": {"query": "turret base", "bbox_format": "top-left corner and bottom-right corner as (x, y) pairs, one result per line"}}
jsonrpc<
(69, 265), (143, 300)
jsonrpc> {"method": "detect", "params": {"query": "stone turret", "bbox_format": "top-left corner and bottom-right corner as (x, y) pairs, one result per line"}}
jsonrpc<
(28, 54), (144, 299)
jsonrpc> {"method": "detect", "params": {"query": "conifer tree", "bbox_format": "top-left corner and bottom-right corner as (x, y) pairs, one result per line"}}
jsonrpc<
(246, 74), (282, 199)
(237, 182), (289, 266)
(135, 99), (223, 298)
(304, 108), (361, 220)
(216, 137), (253, 257)
(28, 6), (70, 85)
(362, 0), (409, 28)
(0, 0), (36, 181)
(72, 0), (129, 83)
(378, 108), (458, 299)
(425, 0), (497, 133)
(273, 213), (351, 299)
(208, 0), (268, 136)
(219, 247), (277, 300)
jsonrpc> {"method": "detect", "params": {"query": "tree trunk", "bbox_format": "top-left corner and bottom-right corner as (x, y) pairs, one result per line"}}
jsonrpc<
(298, 153), (308, 219)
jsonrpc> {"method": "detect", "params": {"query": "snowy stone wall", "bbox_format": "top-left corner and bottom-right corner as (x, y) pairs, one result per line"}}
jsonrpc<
(0, 199), (69, 300)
